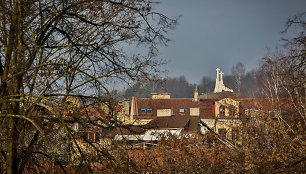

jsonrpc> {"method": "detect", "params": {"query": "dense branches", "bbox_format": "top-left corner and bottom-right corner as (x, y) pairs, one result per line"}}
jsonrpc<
(0, 0), (177, 173)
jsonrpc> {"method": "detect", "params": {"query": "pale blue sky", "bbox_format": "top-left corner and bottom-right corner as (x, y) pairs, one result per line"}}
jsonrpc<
(153, 0), (306, 83)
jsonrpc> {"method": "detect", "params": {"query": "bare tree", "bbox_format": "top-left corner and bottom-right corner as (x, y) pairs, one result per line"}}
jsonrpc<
(0, 0), (177, 173)
(244, 12), (306, 173)
(232, 62), (245, 93)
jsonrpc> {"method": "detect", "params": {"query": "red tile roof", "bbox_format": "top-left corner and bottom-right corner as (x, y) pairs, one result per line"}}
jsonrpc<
(133, 96), (295, 122)
(143, 115), (191, 129)
(199, 99), (217, 119)
(184, 116), (200, 132)
(133, 98), (199, 119)
(112, 126), (146, 135)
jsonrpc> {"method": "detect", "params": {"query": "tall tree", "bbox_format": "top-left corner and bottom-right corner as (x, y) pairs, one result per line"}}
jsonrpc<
(0, 0), (177, 173)
(197, 76), (214, 94)
(240, 69), (258, 97)
(164, 76), (194, 98)
(232, 61), (245, 93)
(249, 13), (305, 172)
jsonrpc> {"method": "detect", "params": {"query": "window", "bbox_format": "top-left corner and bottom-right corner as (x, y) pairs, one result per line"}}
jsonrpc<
(179, 108), (185, 113)
(219, 105), (225, 117)
(81, 132), (100, 143)
(229, 105), (236, 117)
(140, 109), (152, 113)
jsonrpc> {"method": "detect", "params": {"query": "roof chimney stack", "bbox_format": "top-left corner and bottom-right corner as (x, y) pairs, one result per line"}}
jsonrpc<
(151, 93), (171, 99)
(194, 87), (198, 101)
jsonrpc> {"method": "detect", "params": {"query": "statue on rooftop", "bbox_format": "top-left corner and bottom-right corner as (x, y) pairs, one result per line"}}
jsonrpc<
(214, 68), (233, 93)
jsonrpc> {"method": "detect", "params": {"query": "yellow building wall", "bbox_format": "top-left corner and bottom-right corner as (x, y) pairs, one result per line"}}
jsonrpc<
(215, 98), (239, 118)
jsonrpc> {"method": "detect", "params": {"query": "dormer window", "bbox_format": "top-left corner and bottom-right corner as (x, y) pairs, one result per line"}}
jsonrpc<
(219, 105), (225, 117)
(179, 108), (185, 114)
(140, 109), (152, 114)
(215, 98), (239, 118)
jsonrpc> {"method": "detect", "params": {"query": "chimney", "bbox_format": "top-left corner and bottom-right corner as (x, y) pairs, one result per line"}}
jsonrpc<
(193, 87), (198, 101)
(151, 93), (170, 99)
(130, 96), (136, 122)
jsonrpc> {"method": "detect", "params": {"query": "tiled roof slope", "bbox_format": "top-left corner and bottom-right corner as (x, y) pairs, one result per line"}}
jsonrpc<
(133, 96), (294, 121)
(199, 99), (217, 119)
(112, 126), (146, 135)
(134, 98), (198, 119)
(143, 115), (190, 129)
(199, 91), (235, 99)
(184, 116), (200, 132)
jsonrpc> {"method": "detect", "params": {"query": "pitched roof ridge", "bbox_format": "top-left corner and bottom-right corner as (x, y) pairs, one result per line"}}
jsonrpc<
(137, 98), (193, 100)
(236, 98), (271, 100)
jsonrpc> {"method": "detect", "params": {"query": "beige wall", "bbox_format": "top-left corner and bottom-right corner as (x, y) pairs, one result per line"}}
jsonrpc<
(151, 93), (171, 99)
(117, 100), (130, 125)
(215, 98), (239, 118)
(157, 109), (172, 117)
(132, 119), (153, 125)
(200, 118), (241, 139)
(190, 108), (200, 116)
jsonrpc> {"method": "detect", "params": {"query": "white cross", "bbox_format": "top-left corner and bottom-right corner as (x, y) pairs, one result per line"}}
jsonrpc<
(219, 71), (224, 80)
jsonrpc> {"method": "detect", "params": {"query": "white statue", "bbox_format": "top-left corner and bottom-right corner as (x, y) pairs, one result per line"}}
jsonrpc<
(214, 68), (233, 93)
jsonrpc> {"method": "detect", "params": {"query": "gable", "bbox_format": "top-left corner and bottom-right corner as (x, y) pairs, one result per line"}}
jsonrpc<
(216, 98), (239, 107)
(215, 98), (239, 118)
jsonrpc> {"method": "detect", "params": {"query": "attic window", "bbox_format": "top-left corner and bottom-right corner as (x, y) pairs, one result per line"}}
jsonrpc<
(147, 109), (152, 113)
(140, 109), (146, 113)
(219, 105), (225, 117)
(179, 109), (185, 113)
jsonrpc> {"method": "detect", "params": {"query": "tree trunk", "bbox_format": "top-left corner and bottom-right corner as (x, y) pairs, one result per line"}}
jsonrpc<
(7, 117), (18, 174)
(5, 1), (23, 173)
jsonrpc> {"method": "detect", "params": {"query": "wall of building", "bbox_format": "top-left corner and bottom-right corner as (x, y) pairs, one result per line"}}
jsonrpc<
(215, 98), (239, 118)
(190, 108), (200, 116)
(157, 109), (172, 117)
(117, 100), (130, 124)
(131, 119), (153, 125)
(151, 93), (171, 99)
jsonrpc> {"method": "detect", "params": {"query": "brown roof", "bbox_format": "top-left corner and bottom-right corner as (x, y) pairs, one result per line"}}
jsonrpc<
(112, 126), (146, 135)
(199, 99), (217, 119)
(143, 115), (190, 129)
(134, 98), (199, 119)
(134, 97), (217, 120)
(133, 96), (295, 122)
(199, 91), (235, 99)
(184, 116), (200, 132)
(79, 106), (109, 119)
